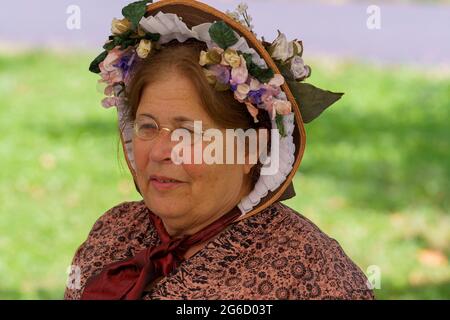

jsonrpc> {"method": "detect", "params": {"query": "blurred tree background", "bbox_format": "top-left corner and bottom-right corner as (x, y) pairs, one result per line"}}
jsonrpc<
(0, 0), (449, 299)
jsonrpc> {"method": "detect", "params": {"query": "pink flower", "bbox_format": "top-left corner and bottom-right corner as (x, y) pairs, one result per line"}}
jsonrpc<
(273, 99), (292, 116)
(261, 84), (281, 98)
(290, 56), (311, 81)
(101, 96), (126, 109)
(230, 56), (248, 86)
(104, 84), (114, 96)
(261, 94), (275, 119)
(245, 102), (259, 123)
(268, 74), (285, 87)
(99, 66), (123, 86)
(102, 47), (122, 71)
(209, 64), (231, 84)
(99, 47), (124, 86)
(101, 97), (120, 108)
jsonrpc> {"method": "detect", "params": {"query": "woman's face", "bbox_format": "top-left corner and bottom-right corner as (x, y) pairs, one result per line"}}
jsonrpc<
(133, 71), (253, 236)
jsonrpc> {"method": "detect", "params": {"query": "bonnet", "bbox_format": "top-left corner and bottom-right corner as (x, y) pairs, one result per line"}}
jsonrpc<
(89, 0), (343, 222)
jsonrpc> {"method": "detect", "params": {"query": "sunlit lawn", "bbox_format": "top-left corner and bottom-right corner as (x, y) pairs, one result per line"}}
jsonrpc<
(0, 50), (448, 299)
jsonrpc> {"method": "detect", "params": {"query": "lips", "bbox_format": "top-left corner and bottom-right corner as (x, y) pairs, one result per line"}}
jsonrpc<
(149, 175), (182, 183)
(149, 175), (185, 191)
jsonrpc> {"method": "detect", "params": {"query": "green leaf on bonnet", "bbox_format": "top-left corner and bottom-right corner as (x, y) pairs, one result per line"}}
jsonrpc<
(241, 53), (274, 84)
(209, 21), (239, 49)
(277, 62), (295, 81)
(250, 65), (274, 84)
(287, 81), (344, 123)
(275, 114), (287, 137)
(89, 51), (108, 74)
(122, 1), (151, 30)
(120, 38), (140, 50)
(143, 32), (161, 41)
(103, 31), (160, 51)
(103, 41), (116, 51)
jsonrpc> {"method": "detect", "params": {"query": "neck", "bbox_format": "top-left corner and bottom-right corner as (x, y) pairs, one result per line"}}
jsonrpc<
(162, 179), (252, 238)
(162, 203), (235, 238)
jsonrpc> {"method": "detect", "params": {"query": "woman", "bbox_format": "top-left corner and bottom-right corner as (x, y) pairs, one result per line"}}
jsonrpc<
(64, 0), (374, 300)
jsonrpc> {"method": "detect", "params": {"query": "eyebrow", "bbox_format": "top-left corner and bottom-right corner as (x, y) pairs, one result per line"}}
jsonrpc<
(138, 113), (192, 122)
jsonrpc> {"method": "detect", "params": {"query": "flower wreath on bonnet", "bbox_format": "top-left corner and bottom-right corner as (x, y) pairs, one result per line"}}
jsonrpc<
(89, 0), (343, 216)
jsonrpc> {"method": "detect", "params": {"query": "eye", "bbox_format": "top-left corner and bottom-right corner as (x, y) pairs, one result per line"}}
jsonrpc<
(134, 118), (159, 139)
(140, 123), (158, 130)
(137, 121), (158, 133)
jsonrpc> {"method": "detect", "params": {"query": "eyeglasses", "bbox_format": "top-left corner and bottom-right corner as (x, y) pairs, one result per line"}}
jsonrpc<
(133, 116), (205, 146)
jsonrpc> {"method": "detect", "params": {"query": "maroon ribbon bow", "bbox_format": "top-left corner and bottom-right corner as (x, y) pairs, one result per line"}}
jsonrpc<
(81, 206), (241, 300)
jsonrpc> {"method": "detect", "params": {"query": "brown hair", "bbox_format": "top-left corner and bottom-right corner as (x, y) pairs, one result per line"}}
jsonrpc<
(125, 39), (271, 186)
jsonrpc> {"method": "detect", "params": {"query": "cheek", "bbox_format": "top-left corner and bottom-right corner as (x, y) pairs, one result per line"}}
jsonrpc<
(182, 162), (243, 195)
(133, 139), (150, 172)
(181, 163), (207, 185)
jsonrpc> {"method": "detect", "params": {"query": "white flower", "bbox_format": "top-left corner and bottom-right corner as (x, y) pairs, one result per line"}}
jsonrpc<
(270, 32), (305, 62)
(227, 3), (255, 34)
(236, 3), (249, 15)
(249, 78), (261, 91)
(111, 18), (131, 35)
(199, 50), (209, 66)
(234, 83), (250, 101)
(270, 31), (290, 62)
(290, 56), (311, 80)
(136, 39), (152, 59)
(290, 40), (303, 56)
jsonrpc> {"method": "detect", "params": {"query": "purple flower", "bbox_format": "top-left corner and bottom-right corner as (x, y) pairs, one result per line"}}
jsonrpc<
(114, 54), (130, 72)
(209, 64), (231, 84)
(247, 88), (266, 105)
(114, 51), (136, 82)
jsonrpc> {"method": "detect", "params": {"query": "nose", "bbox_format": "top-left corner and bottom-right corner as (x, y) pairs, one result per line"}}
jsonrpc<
(148, 127), (174, 163)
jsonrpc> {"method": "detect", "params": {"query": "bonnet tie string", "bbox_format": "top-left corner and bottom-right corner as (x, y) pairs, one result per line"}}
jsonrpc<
(81, 206), (241, 300)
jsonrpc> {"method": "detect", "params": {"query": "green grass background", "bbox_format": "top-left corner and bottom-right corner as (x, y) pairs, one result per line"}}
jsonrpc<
(0, 50), (448, 299)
